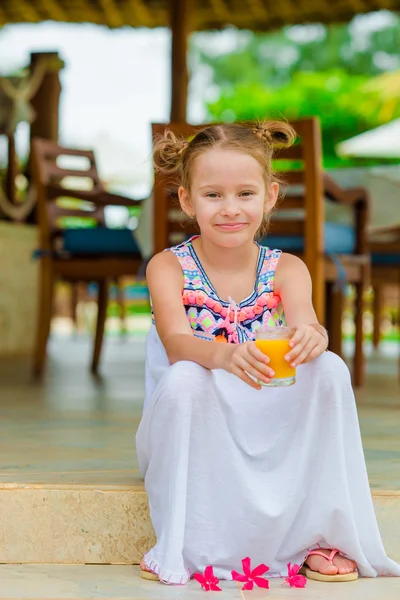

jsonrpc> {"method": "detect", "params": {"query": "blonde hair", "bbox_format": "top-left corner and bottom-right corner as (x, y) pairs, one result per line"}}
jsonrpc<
(153, 121), (296, 236)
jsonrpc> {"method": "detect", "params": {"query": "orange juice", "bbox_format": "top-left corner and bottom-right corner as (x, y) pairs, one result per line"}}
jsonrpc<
(255, 339), (296, 380)
(255, 326), (296, 387)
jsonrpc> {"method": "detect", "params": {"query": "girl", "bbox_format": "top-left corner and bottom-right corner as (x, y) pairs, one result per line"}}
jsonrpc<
(136, 122), (400, 585)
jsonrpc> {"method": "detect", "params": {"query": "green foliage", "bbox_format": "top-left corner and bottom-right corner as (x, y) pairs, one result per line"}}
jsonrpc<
(191, 14), (400, 166)
(205, 70), (400, 167)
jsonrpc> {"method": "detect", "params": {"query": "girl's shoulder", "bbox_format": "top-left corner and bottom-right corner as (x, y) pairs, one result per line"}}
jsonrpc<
(274, 252), (311, 288)
(276, 252), (308, 270)
(146, 248), (183, 282)
(146, 236), (198, 272)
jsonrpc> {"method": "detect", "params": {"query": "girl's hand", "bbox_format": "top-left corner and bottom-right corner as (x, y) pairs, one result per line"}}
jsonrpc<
(222, 342), (275, 390)
(284, 324), (328, 367)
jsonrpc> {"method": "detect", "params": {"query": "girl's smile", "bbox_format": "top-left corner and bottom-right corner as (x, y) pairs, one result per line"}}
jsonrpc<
(214, 222), (248, 232)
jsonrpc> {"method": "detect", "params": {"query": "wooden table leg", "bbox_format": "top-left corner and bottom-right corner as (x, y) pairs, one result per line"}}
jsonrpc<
(326, 282), (344, 358)
(372, 285), (383, 350)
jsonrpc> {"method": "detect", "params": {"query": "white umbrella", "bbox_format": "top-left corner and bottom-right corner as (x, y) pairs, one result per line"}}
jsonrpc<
(336, 119), (400, 159)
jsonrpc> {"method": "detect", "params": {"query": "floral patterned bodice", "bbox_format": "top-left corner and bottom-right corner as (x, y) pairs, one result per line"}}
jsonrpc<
(152, 236), (286, 344)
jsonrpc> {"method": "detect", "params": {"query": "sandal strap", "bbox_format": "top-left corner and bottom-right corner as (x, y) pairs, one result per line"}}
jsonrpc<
(306, 548), (339, 564)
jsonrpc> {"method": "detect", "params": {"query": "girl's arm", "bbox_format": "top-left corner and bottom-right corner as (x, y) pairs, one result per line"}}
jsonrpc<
(274, 253), (328, 366)
(146, 251), (274, 388)
(146, 251), (226, 369)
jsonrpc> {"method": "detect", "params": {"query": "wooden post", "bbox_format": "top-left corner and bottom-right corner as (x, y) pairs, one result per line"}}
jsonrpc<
(302, 118), (325, 323)
(170, 0), (191, 122)
(29, 51), (63, 143)
(325, 282), (344, 357)
(6, 134), (17, 206)
(27, 52), (63, 224)
(353, 195), (369, 386)
(372, 285), (382, 349)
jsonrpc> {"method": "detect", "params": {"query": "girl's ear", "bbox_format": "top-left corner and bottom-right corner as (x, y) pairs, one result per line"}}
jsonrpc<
(265, 182), (279, 213)
(178, 186), (194, 218)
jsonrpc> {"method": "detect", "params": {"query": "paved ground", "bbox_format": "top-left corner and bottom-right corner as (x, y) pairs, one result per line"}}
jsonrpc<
(0, 335), (399, 599)
(0, 564), (399, 600)
(0, 335), (399, 489)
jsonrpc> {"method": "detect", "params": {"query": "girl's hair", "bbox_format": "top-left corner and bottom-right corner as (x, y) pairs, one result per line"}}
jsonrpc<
(153, 121), (296, 236)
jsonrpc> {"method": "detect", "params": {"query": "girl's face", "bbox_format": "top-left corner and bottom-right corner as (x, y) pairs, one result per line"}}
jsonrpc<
(178, 148), (279, 248)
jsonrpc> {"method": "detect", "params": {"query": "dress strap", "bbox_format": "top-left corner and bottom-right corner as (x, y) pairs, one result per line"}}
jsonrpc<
(169, 237), (212, 295)
(169, 237), (198, 262)
(258, 246), (282, 293)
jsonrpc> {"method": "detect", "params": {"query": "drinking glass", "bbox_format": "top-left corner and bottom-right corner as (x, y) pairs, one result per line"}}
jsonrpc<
(255, 326), (296, 387)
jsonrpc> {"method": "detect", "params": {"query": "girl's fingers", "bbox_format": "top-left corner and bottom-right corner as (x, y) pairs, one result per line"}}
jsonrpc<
(251, 359), (275, 378)
(285, 335), (311, 363)
(291, 339), (318, 367)
(248, 343), (270, 364)
(246, 345), (274, 377)
(288, 327), (305, 348)
(232, 366), (262, 390)
(237, 358), (271, 384)
(302, 345), (324, 363)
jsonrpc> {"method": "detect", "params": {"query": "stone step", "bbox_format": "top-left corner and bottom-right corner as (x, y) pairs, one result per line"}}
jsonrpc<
(0, 483), (399, 566)
(0, 564), (399, 599)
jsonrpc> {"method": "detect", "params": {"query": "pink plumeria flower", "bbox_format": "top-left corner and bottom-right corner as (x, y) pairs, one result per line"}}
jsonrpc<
(193, 566), (222, 591)
(284, 562), (307, 588)
(231, 557), (270, 591)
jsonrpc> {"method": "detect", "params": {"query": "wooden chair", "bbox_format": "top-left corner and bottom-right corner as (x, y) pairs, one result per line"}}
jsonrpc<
(151, 119), (370, 386)
(30, 137), (143, 377)
(316, 172), (370, 387)
(369, 225), (400, 379)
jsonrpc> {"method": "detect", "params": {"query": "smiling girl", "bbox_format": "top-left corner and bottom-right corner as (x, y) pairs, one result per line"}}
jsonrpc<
(135, 122), (400, 585)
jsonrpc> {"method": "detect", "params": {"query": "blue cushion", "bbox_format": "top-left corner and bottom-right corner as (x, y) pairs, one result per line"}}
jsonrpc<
(261, 222), (356, 255)
(372, 253), (400, 266)
(62, 228), (141, 256)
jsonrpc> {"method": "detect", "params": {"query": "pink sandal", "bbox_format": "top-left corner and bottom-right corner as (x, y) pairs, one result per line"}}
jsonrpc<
(300, 549), (358, 582)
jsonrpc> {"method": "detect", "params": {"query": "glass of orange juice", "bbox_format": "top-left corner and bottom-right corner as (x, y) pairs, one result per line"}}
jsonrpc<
(255, 326), (296, 387)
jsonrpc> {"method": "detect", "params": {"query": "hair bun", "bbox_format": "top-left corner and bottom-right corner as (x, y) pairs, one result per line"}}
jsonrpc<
(252, 121), (296, 149)
(153, 130), (188, 174)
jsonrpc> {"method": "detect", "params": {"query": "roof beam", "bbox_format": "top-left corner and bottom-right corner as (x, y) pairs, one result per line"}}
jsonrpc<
(209, 0), (230, 19)
(98, 0), (123, 28)
(68, 0), (102, 24)
(39, 0), (69, 21)
(247, 0), (269, 18)
(126, 0), (155, 27)
(14, 0), (41, 22)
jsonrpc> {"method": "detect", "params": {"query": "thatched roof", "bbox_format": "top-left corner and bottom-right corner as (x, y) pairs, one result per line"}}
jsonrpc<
(1, 0), (399, 30)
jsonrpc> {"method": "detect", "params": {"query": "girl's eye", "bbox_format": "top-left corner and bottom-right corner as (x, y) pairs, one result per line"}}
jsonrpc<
(206, 193), (219, 198)
(240, 191), (255, 197)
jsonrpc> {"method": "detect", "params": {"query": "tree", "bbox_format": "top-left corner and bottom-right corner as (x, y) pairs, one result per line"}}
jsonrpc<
(205, 70), (400, 167)
(190, 12), (400, 165)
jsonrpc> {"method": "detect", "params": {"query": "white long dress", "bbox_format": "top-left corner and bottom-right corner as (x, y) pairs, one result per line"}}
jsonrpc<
(136, 238), (400, 584)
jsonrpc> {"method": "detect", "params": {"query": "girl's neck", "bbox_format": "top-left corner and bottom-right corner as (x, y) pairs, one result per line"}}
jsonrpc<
(192, 235), (258, 273)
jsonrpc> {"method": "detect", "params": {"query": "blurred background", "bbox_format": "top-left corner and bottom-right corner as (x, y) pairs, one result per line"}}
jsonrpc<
(1, 4), (399, 587)
(0, 5), (399, 357)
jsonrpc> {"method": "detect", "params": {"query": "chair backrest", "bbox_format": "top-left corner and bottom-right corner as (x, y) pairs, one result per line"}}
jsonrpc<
(151, 123), (208, 254)
(370, 225), (400, 257)
(151, 119), (324, 311)
(31, 137), (106, 249)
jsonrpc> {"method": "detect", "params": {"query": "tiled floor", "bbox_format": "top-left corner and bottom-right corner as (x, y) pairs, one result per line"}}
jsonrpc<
(0, 336), (399, 490)
(0, 336), (399, 598)
(0, 565), (399, 599)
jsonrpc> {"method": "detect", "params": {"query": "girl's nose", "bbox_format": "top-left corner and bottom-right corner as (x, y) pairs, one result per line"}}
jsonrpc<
(221, 198), (240, 216)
